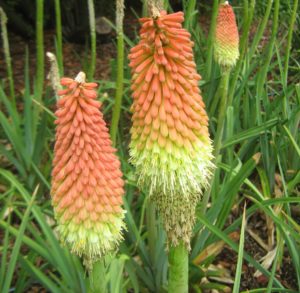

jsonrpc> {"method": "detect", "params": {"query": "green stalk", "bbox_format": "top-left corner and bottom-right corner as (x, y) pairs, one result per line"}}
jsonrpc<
(142, 0), (148, 16)
(110, 34), (124, 145)
(54, 0), (63, 75)
(183, 0), (197, 31)
(205, 0), (219, 80)
(208, 80), (222, 118)
(88, 260), (107, 293)
(146, 201), (157, 265)
(226, 0), (254, 164)
(228, 0), (255, 107)
(87, 0), (96, 80)
(36, 0), (44, 101)
(213, 69), (230, 158)
(282, 0), (298, 118)
(0, 8), (15, 104)
(168, 242), (189, 293)
(110, 0), (125, 146)
(200, 69), (230, 214)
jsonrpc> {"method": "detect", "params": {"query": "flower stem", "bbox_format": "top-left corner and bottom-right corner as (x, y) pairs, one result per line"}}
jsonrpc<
(146, 201), (157, 265)
(228, 0), (255, 108)
(110, 0), (124, 146)
(213, 69), (230, 158)
(36, 0), (44, 101)
(88, 260), (106, 293)
(168, 242), (189, 293)
(110, 32), (124, 146)
(87, 0), (96, 80)
(205, 0), (219, 80)
(200, 69), (230, 215)
(54, 0), (63, 75)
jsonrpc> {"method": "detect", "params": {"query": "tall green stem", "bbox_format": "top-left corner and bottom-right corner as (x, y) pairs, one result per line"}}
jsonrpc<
(110, 0), (124, 146)
(54, 0), (63, 75)
(213, 70), (230, 158)
(146, 201), (157, 265)
(88, 260), (107, 293)
(200, 69), (230, 215)
(110, 33), (124, 145)
(205, 0), (219, 80)
(0, 8), (15, 104)
(88, 0), (96, 80)
(183, 0), (197, 31)
(36, 0), (44, 101)
(228, 0), (255, 107)
(142, 0), (148, 16)
(168, 242), (189, 293)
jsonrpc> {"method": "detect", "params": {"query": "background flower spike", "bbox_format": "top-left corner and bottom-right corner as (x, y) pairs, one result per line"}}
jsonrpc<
(51, 72), (126, 267)
(214, 1), (239, 69)
(129, 11), (214, 248)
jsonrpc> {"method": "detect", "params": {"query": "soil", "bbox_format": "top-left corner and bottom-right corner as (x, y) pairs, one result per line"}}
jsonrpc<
(0, 29), (116, 93)
(213, 209), (298, 292)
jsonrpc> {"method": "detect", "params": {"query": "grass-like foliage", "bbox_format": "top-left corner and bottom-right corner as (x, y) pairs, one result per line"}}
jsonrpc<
(0, 0), (299, 292)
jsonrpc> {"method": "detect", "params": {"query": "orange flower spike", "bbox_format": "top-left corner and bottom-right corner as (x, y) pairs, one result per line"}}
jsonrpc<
(51, 72), (125, 266)
(129, 11), (214, 247)
(214, 1), (239, 68)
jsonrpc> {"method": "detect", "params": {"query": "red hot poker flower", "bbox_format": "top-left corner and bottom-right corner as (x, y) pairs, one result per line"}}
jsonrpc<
(214, 1), (239, 68)
(51, 72), (125, 266)
(129, 11), (214, 247)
